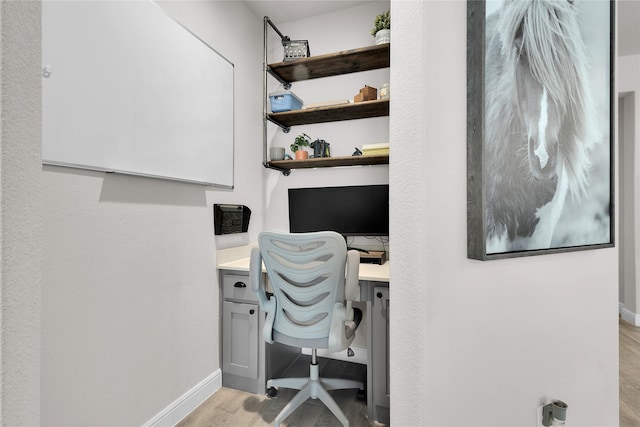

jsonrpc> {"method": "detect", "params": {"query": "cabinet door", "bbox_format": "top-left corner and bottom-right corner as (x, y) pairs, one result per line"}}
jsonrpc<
(222, 301), (259, 379)
(372, 286), (390, 416)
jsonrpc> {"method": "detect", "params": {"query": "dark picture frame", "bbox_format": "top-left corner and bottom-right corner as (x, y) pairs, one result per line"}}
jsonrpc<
(467, 0), (615, 261)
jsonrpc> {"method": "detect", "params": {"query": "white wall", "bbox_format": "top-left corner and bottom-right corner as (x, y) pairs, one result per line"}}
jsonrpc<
(0, 2), (43, 425)
(390, 1), (619, 426)
(618, 53), (640, 325)
(39, 1), (264, 425)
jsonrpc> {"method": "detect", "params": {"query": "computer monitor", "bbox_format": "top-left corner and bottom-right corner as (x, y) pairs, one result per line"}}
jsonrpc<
(288, 185), (389, 236)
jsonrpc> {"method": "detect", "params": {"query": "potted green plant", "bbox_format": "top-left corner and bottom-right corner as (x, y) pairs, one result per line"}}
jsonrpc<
(371, 10), (390, 45)
(291, 133), (311, 160)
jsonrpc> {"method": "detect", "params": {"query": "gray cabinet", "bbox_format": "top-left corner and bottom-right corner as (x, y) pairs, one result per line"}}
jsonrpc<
(371, 285), (390, 424)
(220, 271), (264, 394)
(220, 269), (299, 395)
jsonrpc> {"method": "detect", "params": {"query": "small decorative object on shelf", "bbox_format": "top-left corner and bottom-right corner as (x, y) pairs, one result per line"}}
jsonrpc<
(379, 83), (389, 100)
(310, 139), (331, 158)
(354, 85), (377, 103)
(371, 10), (390, 45)
(291, 133), (311, 160)
(269, 146), (285, 161)
(282, 37), (310, 61)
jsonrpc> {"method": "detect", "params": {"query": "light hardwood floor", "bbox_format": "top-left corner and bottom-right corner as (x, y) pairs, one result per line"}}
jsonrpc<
(180, 322), (640, 426)
(620, 318), (640, 427)
(178, 356), (383, 427)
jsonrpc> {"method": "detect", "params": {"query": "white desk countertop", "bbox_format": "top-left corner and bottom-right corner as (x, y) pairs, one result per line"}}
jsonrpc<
(217, 246), (389, 283)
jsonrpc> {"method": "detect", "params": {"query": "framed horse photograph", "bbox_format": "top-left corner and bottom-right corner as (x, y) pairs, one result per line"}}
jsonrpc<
(467, 0), (615, 260)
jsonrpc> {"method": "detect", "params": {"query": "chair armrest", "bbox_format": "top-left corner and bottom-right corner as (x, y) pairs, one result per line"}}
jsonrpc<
(344, 250), (360, 322)
(250, 247), (276, 343)
(250, 247), (268, 308)
(345, 250), (360, 302)
(328, 302), (348, 351)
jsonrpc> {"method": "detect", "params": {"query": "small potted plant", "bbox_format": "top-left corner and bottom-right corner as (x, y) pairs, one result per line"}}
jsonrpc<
(371, 10), (390, 45)
(291, 133), (311, 160)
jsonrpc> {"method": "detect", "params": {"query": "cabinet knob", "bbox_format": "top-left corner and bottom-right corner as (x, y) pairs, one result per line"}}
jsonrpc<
(233, 281), (247, 288)
(376, 292), (383, 299)
(249, 309), (255, 315)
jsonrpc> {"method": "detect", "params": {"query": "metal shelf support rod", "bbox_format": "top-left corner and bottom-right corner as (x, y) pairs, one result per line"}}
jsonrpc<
(264, 16), (293, 174)
(264, 16), (288, 42)
(263, 16), (269, 166)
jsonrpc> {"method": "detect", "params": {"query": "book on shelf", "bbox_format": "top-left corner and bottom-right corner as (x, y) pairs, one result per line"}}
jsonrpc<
(302, 99), (351, 109)
(362, 143), (389, 150)
(362, 142), (389, 156)
(362, 149), (389, 156)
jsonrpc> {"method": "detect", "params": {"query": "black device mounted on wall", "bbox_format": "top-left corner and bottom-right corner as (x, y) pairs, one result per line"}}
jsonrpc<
(213, 204), (251, 235)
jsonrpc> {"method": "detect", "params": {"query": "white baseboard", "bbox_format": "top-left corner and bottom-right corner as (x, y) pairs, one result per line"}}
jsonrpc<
(142, 369), (222, 427)
(620, 305), (640, 326)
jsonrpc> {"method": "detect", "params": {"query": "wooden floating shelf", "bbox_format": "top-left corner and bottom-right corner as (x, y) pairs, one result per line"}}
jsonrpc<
(269, 99), (389, 127)
(263, 42), (390, 175)
(268, 43), (390, 83)
(267, 154), (389, 170)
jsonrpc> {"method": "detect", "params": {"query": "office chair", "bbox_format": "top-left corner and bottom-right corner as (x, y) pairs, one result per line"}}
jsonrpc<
(250, 231), (364, 427)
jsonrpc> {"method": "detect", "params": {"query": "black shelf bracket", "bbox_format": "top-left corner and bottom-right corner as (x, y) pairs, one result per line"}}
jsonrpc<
(266, 67), (291, 90)
(262, 162), (291, 176)
(267, 117), (291, 133)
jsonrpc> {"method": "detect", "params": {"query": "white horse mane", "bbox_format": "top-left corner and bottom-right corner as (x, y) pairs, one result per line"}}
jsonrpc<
(497, 0), (598, 199)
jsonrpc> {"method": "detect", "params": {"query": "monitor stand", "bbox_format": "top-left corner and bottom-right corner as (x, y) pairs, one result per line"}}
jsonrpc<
(344, 236), (387, 264)
(358, 250), (387, 265)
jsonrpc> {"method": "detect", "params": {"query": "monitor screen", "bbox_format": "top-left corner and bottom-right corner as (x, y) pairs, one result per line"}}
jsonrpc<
(288, 185), (389, 236)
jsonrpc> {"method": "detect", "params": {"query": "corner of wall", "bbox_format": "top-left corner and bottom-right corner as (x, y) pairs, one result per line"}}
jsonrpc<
(0, 1), (43, 425)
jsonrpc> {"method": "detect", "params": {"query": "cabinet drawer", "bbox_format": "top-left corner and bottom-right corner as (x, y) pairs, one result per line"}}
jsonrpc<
(222, 272), (257, 303)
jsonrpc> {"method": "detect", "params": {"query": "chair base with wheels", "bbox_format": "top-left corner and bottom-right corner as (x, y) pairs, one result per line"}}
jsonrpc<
(267, 349), (364, 427)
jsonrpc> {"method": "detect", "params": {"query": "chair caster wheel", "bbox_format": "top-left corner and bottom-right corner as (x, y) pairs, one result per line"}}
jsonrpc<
(266, 387), (278, 398)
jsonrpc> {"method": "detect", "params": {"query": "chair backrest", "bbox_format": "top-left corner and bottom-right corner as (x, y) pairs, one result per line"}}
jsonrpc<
(257, 231), (350, 349)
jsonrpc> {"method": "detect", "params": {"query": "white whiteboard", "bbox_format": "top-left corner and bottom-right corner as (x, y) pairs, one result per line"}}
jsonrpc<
(42, 1), (234, 187)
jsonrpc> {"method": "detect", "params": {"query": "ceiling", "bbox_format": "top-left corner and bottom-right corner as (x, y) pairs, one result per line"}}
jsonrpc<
(243, 0), (640, 56)
(243, 1), (382, 24)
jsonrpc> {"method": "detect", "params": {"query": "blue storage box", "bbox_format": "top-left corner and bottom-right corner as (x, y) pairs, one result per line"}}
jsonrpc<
(269, 90), (303, 113)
